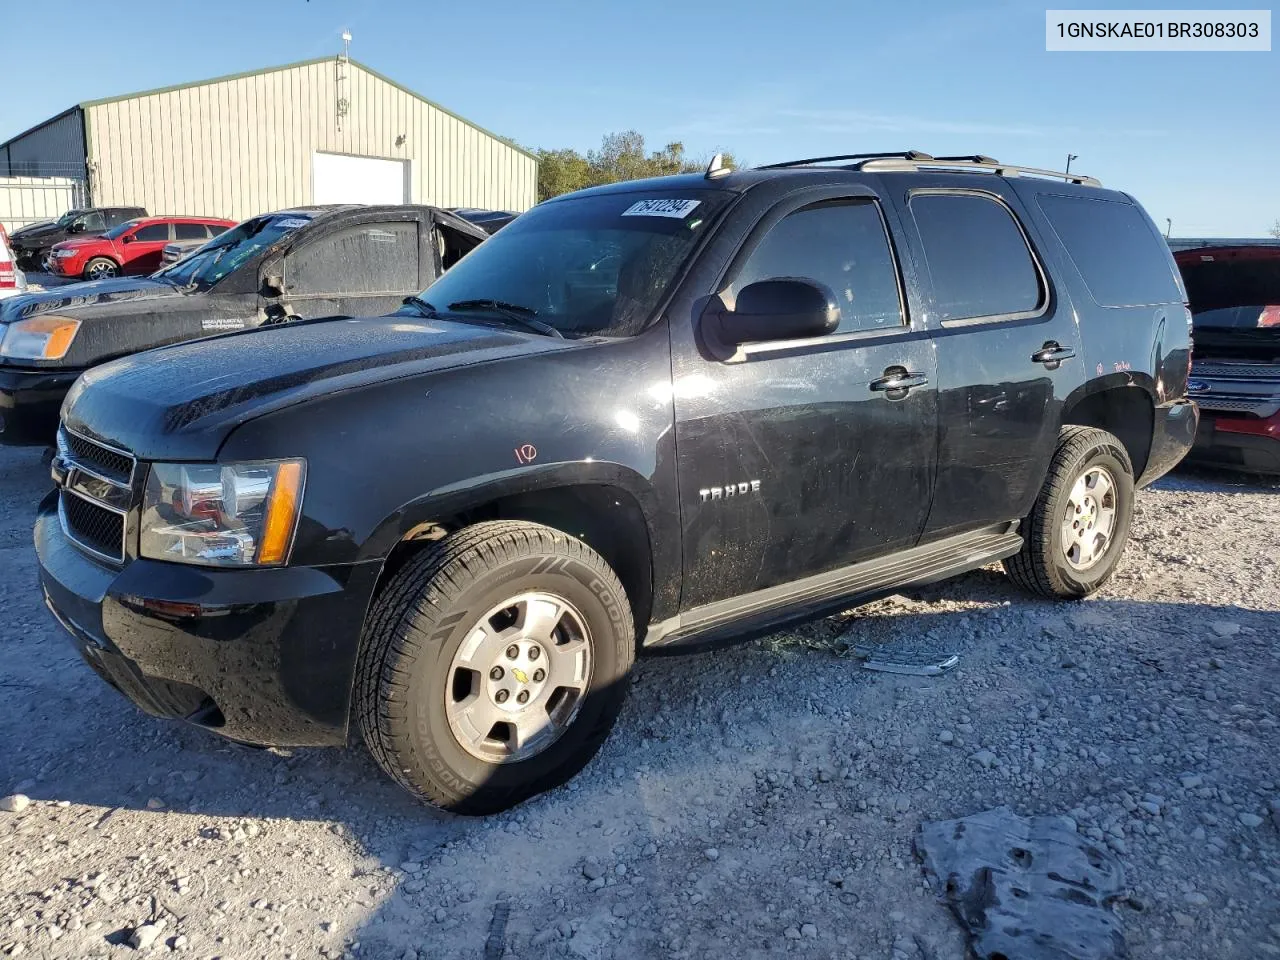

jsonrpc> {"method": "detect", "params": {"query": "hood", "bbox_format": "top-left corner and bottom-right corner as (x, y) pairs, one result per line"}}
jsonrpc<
(11, 221), (66, 243)
(52, 236), (106, 252)
(10, 220), (54, 239)
(63, 315), (581, 460)
(0, 276), (178, 323)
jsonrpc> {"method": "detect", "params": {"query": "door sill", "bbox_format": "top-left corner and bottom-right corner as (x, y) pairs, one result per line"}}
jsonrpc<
(643, 522), (1022, 650)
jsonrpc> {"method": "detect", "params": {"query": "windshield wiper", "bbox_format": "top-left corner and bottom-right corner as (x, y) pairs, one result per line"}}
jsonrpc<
(447, 299), (563, 339)
(401, 295), (439, 318)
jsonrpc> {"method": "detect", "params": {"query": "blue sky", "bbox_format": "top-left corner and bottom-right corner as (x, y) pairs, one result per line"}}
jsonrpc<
(5, 0), (1276, 236)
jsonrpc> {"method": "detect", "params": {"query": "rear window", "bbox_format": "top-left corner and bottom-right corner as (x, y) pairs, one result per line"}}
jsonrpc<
(1037, 195), (1182, 307)
(908, 193), (1043, 323)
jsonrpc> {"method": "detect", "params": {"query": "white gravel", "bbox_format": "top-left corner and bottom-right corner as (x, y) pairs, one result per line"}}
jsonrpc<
(2, 443), (1279, 959)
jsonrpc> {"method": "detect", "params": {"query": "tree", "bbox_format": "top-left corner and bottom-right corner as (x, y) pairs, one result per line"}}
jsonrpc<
(532, 131), (739, 202)
(1270, 219), (1280, 239)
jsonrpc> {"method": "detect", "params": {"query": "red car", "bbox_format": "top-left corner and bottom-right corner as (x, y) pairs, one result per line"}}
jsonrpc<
(48, 216), (236, 281)
(1176, 241), (1280, 473)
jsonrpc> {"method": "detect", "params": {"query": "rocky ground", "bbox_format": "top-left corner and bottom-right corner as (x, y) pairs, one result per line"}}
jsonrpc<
(2, 444), (1278, 960)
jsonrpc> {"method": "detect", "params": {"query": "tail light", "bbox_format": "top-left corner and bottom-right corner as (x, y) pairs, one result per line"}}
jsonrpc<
(0, 263), (15, 290)
(1259, 305), (1280, 329)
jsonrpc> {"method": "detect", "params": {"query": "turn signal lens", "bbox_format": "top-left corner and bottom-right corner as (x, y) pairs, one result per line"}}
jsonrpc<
(0, 315), (81, 360)
(1258, 305), (1280, 329)
(257, 461), (304, 565)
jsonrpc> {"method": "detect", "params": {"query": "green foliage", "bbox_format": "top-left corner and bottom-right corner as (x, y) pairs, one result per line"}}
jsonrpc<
(531, 131), (739, 202)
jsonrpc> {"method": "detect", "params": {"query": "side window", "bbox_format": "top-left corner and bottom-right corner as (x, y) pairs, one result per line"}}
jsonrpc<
(1037, 195), (1182, 307)
(285, 222), (419, 296)
(908, 193), (1043, 323)
(207, 225), (229, 238)
(79, 212), (106, 233)
(174, 223), (207, 241)
(730, 198), (904, 334)
(134, 224), (170, 242)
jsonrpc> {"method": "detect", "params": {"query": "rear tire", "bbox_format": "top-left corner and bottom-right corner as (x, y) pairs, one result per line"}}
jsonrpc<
(83, 257), (118, 281)
(1003, 426), (1135, 599)
(355, 520), (635, 814)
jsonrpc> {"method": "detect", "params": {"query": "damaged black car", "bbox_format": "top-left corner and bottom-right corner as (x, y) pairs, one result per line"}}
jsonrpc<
(0, 204), (488, 446)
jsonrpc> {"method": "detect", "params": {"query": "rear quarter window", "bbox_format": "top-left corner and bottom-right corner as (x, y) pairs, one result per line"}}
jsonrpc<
(1036, 194), (1182, 307)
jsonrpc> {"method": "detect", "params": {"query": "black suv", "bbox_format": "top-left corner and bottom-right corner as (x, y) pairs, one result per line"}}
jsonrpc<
(9, 206), (148, 270)
(35, 152), (1197, 814)
(0, 204), (488, 446)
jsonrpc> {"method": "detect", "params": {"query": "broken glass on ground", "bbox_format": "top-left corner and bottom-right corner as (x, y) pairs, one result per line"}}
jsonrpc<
(916, 806), (1128, 960)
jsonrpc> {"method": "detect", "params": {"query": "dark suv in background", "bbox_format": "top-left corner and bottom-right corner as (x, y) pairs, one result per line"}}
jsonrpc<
(1173, 240), (1280, 473)
(35, 151), (1196, 814)
(8, 206), (148, 270)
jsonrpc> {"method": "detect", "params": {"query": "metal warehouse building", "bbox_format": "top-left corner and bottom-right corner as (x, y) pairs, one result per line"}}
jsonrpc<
(0, 56), (537, 221)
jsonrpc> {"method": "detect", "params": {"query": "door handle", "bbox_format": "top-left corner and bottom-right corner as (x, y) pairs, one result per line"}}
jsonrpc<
(1031, 342), (1076, 369)
(870, 371), (930, 400)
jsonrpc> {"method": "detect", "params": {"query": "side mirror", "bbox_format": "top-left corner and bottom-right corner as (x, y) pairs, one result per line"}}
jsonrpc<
(711, 278), (840, 348)
(262, 273), (284, 297)
(121, 234), (135, 244)
(68, 221), (84, 234)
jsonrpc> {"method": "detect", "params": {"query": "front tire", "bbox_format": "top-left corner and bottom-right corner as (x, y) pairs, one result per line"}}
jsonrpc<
(83, 257), (119, 281)
(356, 521), (635, 814)
(1003, 426), (1135, 599)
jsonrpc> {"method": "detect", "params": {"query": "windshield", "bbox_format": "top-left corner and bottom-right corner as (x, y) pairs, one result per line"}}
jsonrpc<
(417, 189), (731, 338)
(55, 210), (85, 227)
(153, 214), (310, 289)
(104, 220), (142, 240)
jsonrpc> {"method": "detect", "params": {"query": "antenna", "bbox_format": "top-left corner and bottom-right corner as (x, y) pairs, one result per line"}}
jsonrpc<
(336, 31), (352, 131)
(341, 30), (352, 62)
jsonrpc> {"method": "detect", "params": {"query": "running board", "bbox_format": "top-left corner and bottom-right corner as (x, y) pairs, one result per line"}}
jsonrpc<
(643, 523), (1023, 649)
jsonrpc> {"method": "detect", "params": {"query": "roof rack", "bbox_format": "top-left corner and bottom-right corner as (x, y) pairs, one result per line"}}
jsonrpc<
(856, 156), (1101, 187)
(757, 150), (935, 170)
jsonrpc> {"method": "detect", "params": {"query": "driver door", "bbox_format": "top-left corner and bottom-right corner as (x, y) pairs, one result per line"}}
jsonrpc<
(277, 220), (422, 319)
(121, 222), (172, 275)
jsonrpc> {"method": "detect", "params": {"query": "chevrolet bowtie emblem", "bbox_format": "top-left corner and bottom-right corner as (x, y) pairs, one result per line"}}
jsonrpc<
(512, 668), (529, 684)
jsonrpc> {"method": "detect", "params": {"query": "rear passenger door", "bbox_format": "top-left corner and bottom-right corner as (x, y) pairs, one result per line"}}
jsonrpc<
(673, 188), (939, 609)
(279, 220), (421, 319)
(886, 180), (1084, 539)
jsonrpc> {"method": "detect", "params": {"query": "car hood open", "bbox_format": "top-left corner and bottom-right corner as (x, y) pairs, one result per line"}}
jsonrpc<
(62, 314), (580, 460)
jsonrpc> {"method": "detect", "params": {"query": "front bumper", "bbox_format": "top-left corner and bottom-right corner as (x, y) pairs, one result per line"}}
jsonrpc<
(0, 366), (83, 446)
(48, 256), (80, 277)
(35, 492), (381, 746)
(1137, 399), (1199, 487)
(1186, 409), (1280, 475)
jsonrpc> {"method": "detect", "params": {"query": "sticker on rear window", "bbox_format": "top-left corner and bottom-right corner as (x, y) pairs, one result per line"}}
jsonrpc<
(621, 199), (701, 219)
(274, 218), (310, 229)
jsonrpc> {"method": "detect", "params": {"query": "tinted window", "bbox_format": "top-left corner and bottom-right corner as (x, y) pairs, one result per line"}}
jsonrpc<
(730, 199), (903, 334)
(134, 224), (170, 242)
(287, 222), (419, 296)
(174, 223), (208, 241)
(78, 212), (106, 233)
(421, 190), (731, 338)
(909, 193), (1042, 322)
(1038, 194), (1182, 307)
(103, 219), (143, 240)
(208, 225), (229, 238)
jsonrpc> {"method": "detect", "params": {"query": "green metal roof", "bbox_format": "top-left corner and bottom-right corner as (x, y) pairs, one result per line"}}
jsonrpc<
(5, 57), (535, 162)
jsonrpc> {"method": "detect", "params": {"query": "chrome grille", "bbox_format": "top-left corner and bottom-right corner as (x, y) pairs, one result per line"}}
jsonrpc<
(59, 428), (135, 484)
(1199, 397), (1280, 416)
(59, 490), (126, 564)
(1191, 361), (1280, 382)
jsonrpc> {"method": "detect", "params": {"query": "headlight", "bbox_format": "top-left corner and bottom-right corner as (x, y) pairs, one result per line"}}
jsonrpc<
(0, 315), (81, 360)
(140, 459), (306, 567)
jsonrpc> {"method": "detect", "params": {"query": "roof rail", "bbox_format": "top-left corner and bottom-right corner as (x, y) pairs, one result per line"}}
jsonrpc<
(856, 156), (1101, 187)
(757, 150), (934, 170)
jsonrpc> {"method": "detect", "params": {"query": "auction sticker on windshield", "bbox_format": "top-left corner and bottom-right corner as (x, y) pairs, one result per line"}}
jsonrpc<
(274, 218), (311, 229)
(622, 199), (702, 218)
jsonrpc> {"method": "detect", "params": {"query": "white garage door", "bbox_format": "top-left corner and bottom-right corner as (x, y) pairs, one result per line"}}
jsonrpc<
(312, 152), (409, 205)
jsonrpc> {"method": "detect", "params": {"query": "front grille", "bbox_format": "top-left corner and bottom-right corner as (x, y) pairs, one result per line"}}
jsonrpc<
(60, 491), (125, 563)
(61, 429), (135, 484)
(1192, 361), (1280, 381)
(1199, 397), (1280, 417)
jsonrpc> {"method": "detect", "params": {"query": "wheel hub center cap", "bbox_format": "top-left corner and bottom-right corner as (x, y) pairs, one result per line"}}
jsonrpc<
(487, 638), (548, 711)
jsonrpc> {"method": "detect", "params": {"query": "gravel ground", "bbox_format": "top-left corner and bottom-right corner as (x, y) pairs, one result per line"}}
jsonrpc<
(2, 444), (1279, 960)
